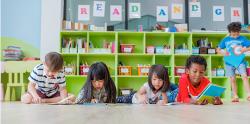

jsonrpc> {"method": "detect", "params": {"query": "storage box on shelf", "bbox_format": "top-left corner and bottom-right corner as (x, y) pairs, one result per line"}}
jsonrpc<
(118, 66), (132, 75)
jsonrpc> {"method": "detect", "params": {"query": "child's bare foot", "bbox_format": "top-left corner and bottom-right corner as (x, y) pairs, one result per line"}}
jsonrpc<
(231, 97), (239, 102)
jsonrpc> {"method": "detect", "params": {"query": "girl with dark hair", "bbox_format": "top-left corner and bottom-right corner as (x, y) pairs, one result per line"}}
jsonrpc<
(117, 64), (178, 105)
(75, 62), (116, 104)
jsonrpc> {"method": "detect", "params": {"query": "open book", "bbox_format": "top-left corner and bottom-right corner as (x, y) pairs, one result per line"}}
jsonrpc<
(197, 83), (226, 103)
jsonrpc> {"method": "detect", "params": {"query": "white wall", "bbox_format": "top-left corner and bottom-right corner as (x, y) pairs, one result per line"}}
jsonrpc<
(40, 0), (63, 60)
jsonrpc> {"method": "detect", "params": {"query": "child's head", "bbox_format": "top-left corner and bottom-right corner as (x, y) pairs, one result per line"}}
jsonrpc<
(227, 22), (241, 38)
(148, 64), (170, 92)
(185, 55), (207, 86)
(87, 62), (111, 90)
(83, 62), (116, 103)
(44, 52), (64, 77)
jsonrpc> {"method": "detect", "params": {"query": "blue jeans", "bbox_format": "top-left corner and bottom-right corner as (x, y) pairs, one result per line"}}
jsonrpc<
(225, 63), (247, 77)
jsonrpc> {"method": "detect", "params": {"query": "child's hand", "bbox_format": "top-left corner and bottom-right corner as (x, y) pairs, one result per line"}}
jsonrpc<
(157, 100), (167, 105)
(240, 47), (248, 54)
(213, 97), (223, 105)
(138, 95), (148, 104)
(91, 99), (99, 103)
(221, 51), (229, 56)
(32, 95), (42, 104)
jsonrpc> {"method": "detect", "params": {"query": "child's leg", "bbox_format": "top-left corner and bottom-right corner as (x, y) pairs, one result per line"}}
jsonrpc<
(42, 96), (62, 103)
(42, 92), (62, 103)
(116, 91), (136, 103)
(21, 93), (33, 104)
(230, 76), (239, 100)
(238, 63), (250, 101)
(226, 64), (239, 102)
(242, 75), (250, 101)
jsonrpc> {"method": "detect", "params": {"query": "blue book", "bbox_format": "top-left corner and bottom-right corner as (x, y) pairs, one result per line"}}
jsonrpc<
(197, 84), (226, 103)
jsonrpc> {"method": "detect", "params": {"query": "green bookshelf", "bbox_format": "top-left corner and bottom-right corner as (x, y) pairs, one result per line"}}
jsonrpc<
(60, 31), (250, 102)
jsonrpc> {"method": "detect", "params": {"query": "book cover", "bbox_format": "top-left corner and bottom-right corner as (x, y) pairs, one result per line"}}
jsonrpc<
(197, 84), (226, 103)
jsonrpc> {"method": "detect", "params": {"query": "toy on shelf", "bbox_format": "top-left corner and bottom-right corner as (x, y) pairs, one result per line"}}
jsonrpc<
(195, 38), (216, 54)
(155, 23), (165, 31)
(137, 65), (150, 76)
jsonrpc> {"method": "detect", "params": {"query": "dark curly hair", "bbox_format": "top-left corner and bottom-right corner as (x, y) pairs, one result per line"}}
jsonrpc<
(227, 22), (241, 33)
(185, 55), (207, 70)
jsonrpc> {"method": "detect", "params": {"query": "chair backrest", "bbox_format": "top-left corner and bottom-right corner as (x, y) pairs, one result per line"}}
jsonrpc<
(4, 61), (27, 73)
(4, 61), (26, 84)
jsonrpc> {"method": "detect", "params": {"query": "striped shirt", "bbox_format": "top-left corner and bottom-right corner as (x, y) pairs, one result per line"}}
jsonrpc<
(28, 64), (66, 97)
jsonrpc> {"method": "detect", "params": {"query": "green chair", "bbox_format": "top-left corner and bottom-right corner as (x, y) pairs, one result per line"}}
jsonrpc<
(4, 61), (27, 101)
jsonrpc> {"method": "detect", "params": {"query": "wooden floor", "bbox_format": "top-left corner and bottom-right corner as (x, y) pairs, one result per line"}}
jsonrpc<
(2, 102), (250, 124)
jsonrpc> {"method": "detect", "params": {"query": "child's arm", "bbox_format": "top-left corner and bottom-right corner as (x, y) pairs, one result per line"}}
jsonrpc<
(157, 92), (168, 105)
(241, 46), (250, 54)
(216, 47), (228, 56)
(216, 38), (227, 56)
(75, 88), (88, 104)
(27, 82), (41, 103)
(135, 86), (148, 104)
(177, 77), (192, 103)
(59, 86), (68, 99)
(241, 37), (250, 53)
